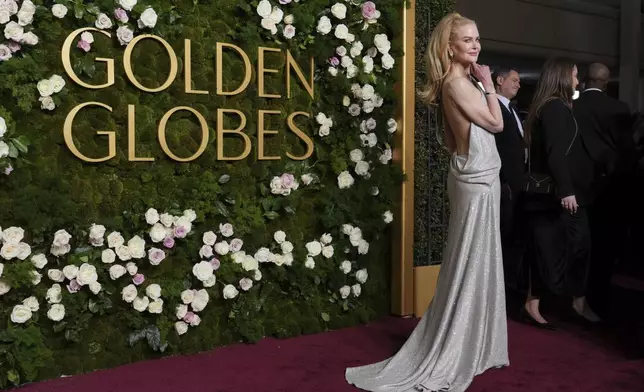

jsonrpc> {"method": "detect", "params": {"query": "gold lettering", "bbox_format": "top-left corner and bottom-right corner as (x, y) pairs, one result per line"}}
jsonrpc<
(124, 34), (178, 93)
(158, 107), (209, 162)
(258, 110), (281, 160)
(128, 105), (154, 161)
(216, 43), (252, 95)
(258, 47), (281, 98)
(286, 51), (314, 99)
(63, 102), (116, 162)
(217, 109), (251, 160)
(184, 39), (209, 95)
(286, 112), (315, 160)
(61, 28), (114, 89)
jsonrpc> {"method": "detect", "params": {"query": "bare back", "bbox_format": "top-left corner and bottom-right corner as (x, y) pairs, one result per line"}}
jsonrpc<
(441, 76), (483, 155)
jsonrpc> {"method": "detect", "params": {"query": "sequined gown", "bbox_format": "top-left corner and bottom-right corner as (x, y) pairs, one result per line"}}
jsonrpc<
(345, 98), (509, 391)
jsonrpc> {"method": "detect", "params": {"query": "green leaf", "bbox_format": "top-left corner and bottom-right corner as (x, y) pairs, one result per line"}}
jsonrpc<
(79, 255), (89, 263)
(214, 201), (229, 217)
(264, 211), (279, 220)
(86, 4), (100, 15)
(7, 143), (18, 158)
(218, 174), (230, 184)
(7, 370), (19, 385)
(53, 321), (67, 333)
(342, 301), (349, 311)
(74, 4), (84, 19)
(259, 183), (268, 196)
(320, 312), (330, 322)
(10, 138), (28, 153)
(314, 275), (321, 285)
(88, 298), (98, 313)
(284, 206), (295, 214)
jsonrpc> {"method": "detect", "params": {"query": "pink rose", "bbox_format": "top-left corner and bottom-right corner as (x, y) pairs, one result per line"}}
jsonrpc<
(4, 166), (13, 175)
(163, 237), (175, 248)
(174, 226), (187, 238)
(67, 279), (81, 293)
(279, 0), (292, 4)
(210, 258), (220, 270)
(183, 311), (196, 323)
(77, 39), (91, 52)
(133, 273), (145, 285)
(329, 57), (340, 66)
(280, 173), (295, 189)
(7, 41), (20, 52)
(361, 1), (377, 19)
(114, 8), (128, 23)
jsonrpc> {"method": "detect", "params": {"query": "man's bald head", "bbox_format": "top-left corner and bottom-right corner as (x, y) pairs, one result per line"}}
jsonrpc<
(586, 63), (610, 90)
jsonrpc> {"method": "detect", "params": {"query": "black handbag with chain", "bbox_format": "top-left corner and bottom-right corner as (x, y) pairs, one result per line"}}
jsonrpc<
(522, 101), (577, 196)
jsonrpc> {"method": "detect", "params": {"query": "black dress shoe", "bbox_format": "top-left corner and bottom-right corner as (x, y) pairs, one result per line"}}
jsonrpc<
(519, 307), (557, 331)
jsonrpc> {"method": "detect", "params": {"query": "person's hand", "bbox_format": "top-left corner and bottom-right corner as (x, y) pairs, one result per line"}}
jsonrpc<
(561, 195), (578, 214)
(472, 63), (494, 91)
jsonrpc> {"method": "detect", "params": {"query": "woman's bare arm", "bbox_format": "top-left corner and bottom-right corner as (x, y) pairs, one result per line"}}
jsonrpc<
(444, 77), (504, 133)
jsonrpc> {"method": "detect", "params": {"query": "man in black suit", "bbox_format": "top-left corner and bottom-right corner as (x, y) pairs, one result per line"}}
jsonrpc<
(573, 63), (632, 318)
(492, 68), (526, 291)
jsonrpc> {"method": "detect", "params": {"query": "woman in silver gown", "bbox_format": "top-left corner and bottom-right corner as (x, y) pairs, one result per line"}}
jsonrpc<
(345, 12), (509, 392)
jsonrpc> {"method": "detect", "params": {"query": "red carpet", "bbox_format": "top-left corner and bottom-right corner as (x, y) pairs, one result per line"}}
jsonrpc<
(13, 317), (644, 392)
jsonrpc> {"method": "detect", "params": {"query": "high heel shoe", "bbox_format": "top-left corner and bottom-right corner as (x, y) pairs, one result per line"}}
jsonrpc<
(519, 307), (557, 331)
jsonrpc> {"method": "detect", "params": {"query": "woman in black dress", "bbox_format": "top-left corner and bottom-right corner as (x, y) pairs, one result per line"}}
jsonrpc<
(521, 57), (600, 328)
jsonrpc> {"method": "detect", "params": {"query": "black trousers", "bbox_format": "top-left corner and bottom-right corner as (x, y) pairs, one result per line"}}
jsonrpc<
(524, 206), (591, 299)
(500, 183), (525, 291)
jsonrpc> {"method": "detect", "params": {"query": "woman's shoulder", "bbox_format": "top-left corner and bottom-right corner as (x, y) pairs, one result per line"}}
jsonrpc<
(542, 98), (570, 113)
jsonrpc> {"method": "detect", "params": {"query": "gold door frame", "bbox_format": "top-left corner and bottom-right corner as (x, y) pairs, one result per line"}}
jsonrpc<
(391, 0), (416, 316)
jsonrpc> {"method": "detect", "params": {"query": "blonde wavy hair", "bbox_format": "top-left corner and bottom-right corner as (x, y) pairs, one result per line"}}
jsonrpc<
(418, 12), (476, 106)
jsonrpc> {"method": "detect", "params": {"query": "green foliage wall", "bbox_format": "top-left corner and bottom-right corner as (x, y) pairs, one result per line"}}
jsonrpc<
(0, 0), (404, 387)
(413, 0), (454, 266)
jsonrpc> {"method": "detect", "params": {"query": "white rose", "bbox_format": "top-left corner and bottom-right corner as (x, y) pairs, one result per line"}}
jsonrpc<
(148, 299), (163, 314)
(119, 0), (137, 11)
(127, 236), (146, 259)
(222, 284), (239, 299)
(281, 241), (294, 254)
(214, 241), (229, 255)
(241, 255), (258, 272)
(229, 238), (243, 253)
(382, 53), (395, 70)
(101, 249), (116, 264)
(116, 25), (134, 46)
(341, 56), (353, 68)
(19, 31), (38, 45)
(239, 277), (253, 291)
(351, 284), (362, 297)
(361, 84), (375, 100)
(51, 4), (68, 18)
(337, 171), (355, 189)
(260, 18), (277, 35)
(31, 271), (41, 285)
(176, 304), (188, 319)
(0, 116), (6, 137)
(159, 213), (173, 227)
(175, 321), (188, 335)
(203, 275), (217, 288)
(350, 41), (364, 58)
(331, 3), (347, 19)
(355, 161), (370, 176)
(133, 296), (149, 312)
(346, 33), (355, 43)
(0, 279), (10, 295)
(17, 10), (33, 26)
(340, 260), (352, 274)
(304, 257), (315, 269)
(47, 304), (65, 322)
(322, 245), (334, 259)
(192, 261), (214, 282)
(350, 227), (363, 244)
(107, 232), (125, 248)
(320, 234), (332, 245)
(349, 149), (364, 163)
(149, 223), (167, 243)
(254, 269), (262, 281)
(145, 208), (159, 224)
(46, 284), (62, 303)
(144, 283), (161, 300)
(109, 264), (127, 280)
(361, 132), (378, 148)
(199, 245), (213, 259)
(387, 118), (398, 133)
(301, 174), (313, 185)
(283, 24), (296, 39)
(0, 10), (10, 25)
(334, 24), (349, 40)
(0, 243), (19, 260)
(219, 223), (234, 237)
(137, 7), (157, 28)
(305, 241), (322, 257)
(88, 223), (105, 246)
(126, 262), (138, 276)
(383, 211), (394, 223)
(181, 289), (195, 304)
(76, 263), (98, 286)
(284, 14), (294, 24)
(202, 231), (217, 246)
(339, 285), (351, 299)
(374, 33), (391, 54)
(95, 13), (113, 29)
(319, 124), (331, 136)
(2, 227), (24, 244)
(0, 263), (3, 278)
(363, 56), (374, 73)
(23, 296), (39, 311)
(29, 253), (46, 269)
(4, 21), (23, 41)
(89, 282), (101, 294)
(0, 141), (7, 158)
(116, 245), (131, 261)
(358, 239), (370, 254)
(62, 265), (79, 280)
(191, 289), (209, 312)
(148, 247), (166, 266)
(121, 284), (138, 303)
(10, 304), (31, 323)
(256, 0), (271, 18)
(316, 16), (332, 35)
(47, 269), (64, 282)
(16, 242), (31, 260)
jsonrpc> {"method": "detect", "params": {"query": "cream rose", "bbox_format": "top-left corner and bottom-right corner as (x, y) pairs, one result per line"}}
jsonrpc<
(137, 8), (157, 28)
(11, 304), (32, 323)
(107, 231), (125, 248)
(191, 289), (209, 312)
(222, 284), (239, 299)
(148, 299), (163, 314)
(19, 32), (38, 46)
(109, 264), (127, 280)
(89, 282), (101, 294)
(102, 249), (116, 264)
(95, 13), (113, 29)
(0, 279), (10, 295)
(202, 231), (217, 246)
(116, 245), (132, 261)
(256, 0), (271, 18)
(49, 74), (66, 93)
(23, 296), (39, 311)
(119, 0), (137, 11)
(2, 226), (24, 244)
(146, 283), (161, 300)
(214, 241), (229, 255)
(1, 243), (21, 260)
(4, 21), (23, 41)
(46, 284), (62, 303)
(304, 257), (315, 269)
(47, 269), (65, 282)
(116, 25), (134, 46)
(180, 289), (195, 304)
(47, 304), (65, 321)
(351, 284), (362, 297)
(127, 236), (146, 259)
(126, 262), (138, 275)
(121, 284), (137, 303)
(331, 3), (347, 19)
(175, 321), (188, 335)
(339, 285), (351, 299)
(239, 277), (253, 291)
(62, 265), (79, 280)
(76, 263), (98, 286)
(149, 223), (167, 243)
(39, 96), (55, 111)
(176, 304), (188, 319)
(51, 4), (68, 18)
(133, 296), (149, 312)
(241, 255), (258, 272)
(316, 16), (332, 35)
(337, 171), (355, 189)
(192, 261), (213, 282)
(305, 241), (322, 257)
(340, 260), (352, 274)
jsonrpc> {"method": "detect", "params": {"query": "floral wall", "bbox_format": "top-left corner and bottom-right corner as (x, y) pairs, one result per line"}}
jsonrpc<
(0, 0), (406, 387)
